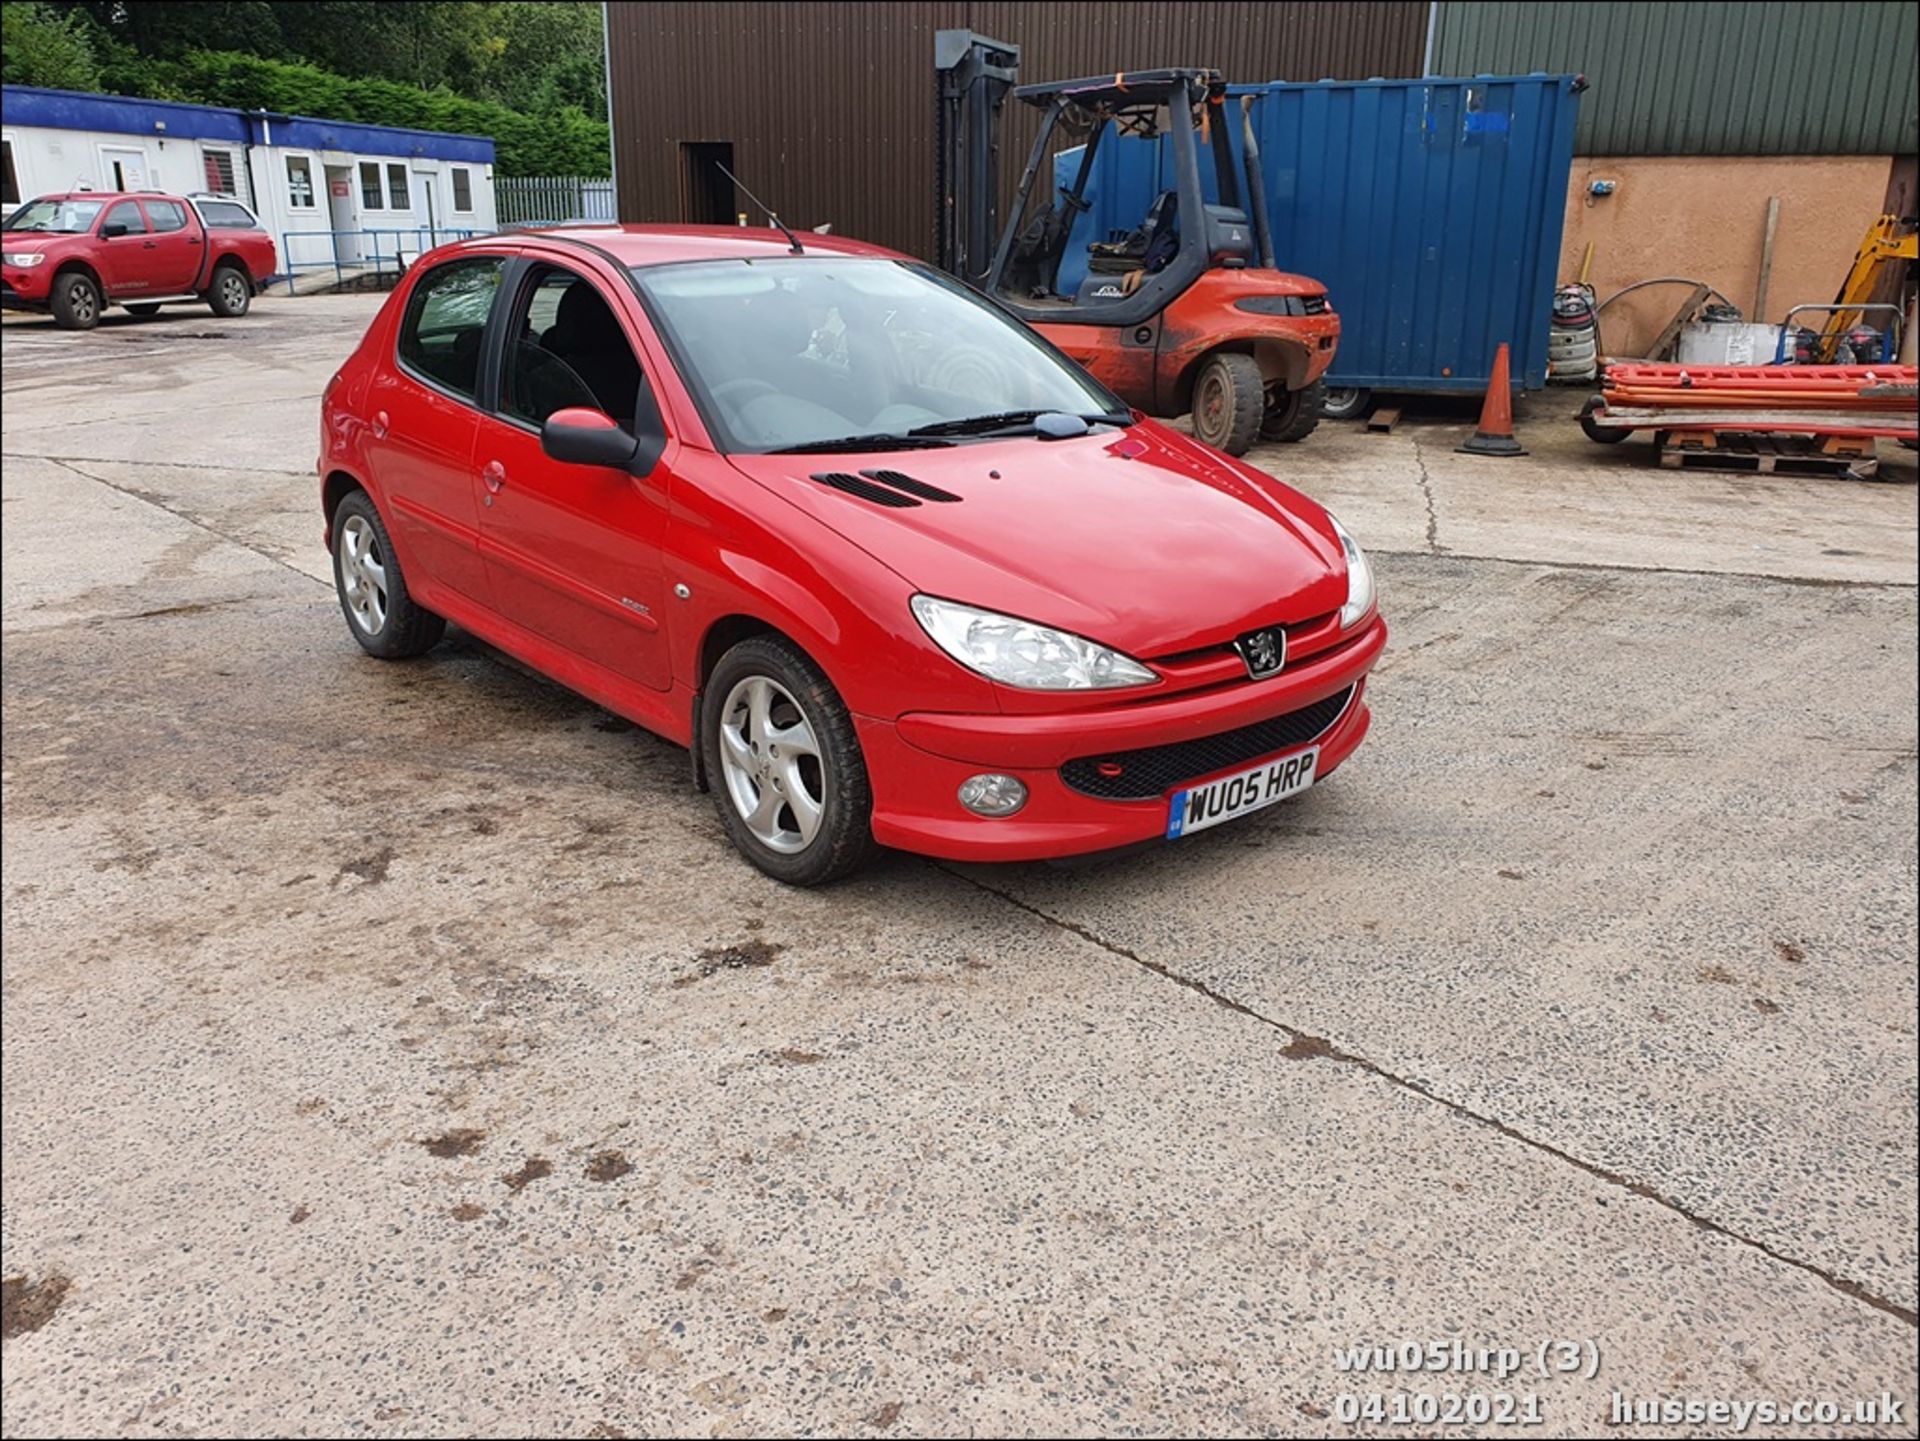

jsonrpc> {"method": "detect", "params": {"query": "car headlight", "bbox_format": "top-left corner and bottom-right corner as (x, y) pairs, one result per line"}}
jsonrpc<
(4, 253), (47, 268)
(911, 595), (1156, 690)
(1331, 514), (1375, 629)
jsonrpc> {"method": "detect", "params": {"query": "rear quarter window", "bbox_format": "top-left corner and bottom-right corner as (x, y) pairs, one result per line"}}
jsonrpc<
(197, 200), (260, 230)
(396, 255), (505, 401)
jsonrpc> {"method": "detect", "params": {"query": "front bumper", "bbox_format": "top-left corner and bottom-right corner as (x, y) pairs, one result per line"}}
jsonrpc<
(860, 612), (1385, 861)
(1, 269), (52, 307)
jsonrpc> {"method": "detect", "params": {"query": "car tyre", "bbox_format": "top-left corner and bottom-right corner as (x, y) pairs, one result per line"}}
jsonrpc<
(1191, 351), (1264, 455)
(331, 490), (445, 658)
(701, 636), (879, 885)
(125, 302), (162, 318)
(51, 271), (102, 330)
(207, 264), (252, 318)
(1261, 378), (1325, 442)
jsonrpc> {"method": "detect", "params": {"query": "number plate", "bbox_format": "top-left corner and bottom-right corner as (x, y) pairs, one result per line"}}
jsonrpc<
(1166, 747), (1320, 839)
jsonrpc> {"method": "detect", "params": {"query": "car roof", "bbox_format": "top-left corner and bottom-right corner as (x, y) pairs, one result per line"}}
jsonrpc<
(476, 223), (909, 269)
(30, 190), (173, 201)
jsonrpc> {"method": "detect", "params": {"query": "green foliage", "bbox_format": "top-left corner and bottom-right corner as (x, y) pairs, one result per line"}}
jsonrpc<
(154, 49), (612, 177)
(5, 0), (612, 177)
(2, 0), (101, 89)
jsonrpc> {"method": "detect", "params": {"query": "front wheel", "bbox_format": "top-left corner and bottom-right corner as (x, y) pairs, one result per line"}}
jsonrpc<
(207, 266), (252, 318)
(701, 636), (878, 885)
(331, 491), (445, 658)
(51, 272), (101, 330)
(1261, 379), (1325, 442)
(1190, 351), (1265, 455)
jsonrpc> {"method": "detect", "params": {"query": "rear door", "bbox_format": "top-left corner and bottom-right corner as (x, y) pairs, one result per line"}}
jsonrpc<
(91, 198), (151, 294)
(364, 253), (507, 604)
(137, 198), (203, 293)
(472, 259), (673, 690)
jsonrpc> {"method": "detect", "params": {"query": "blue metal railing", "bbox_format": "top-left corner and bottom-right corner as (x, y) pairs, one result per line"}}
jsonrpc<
(277, 227), (488, 293)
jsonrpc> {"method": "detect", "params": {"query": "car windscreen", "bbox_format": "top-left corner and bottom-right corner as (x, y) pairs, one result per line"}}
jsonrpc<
(4, 198), (106, 233)
(195, 200), (260, 230)
(632, 258), (1121, 453)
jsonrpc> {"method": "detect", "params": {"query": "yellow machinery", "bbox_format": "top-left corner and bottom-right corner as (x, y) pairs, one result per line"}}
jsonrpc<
(1815, 213), (1917, 360)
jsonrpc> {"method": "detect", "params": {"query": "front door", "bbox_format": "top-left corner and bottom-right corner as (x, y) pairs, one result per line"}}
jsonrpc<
(474, 261), (672, 691)
(92, 197), (153, 294)
(368, 253), (505, 604)
(98, 145), (147, 192)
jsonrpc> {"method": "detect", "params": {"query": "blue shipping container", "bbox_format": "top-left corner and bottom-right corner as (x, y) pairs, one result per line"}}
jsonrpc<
(1053, 74), (1583, 394)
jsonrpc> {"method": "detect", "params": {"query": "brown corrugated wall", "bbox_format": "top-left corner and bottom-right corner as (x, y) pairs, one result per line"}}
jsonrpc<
(605, 1), (1427, 257)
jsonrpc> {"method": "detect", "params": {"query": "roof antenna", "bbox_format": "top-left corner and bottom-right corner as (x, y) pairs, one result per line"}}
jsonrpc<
(715, 163), (803, 254)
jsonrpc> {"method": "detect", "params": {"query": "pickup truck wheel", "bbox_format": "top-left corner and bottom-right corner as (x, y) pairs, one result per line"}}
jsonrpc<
(126, 303), (162, 318)
(51, 272), (101, 330)
(207, 266), (252, 318)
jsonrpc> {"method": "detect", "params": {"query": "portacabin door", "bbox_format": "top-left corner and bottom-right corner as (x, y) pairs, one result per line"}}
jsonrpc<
(472, 259), (673, 692)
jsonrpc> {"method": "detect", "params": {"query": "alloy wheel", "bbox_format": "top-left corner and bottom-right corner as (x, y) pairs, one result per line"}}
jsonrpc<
(68, 282), (96, 325)
(338, 513), (389, 635)
(221, 274), (248, 310)
(716, 675), (826, 854)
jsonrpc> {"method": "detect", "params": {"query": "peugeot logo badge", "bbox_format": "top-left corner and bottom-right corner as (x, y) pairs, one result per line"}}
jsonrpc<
(1234, 626), (1286, 680)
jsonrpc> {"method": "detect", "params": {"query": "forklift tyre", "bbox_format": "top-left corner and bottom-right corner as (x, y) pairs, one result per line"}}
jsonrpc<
(1261, 379), (1325, 443)
(1191, 351), (1265, 455)
(1319, 385), (1372, 422)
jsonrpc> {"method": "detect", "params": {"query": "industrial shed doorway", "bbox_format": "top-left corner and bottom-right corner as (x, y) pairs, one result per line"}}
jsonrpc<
(680, 142), (736, 225)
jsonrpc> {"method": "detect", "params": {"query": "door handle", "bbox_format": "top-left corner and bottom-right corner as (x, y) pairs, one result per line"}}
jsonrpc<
(371, 410), (389, 439)
(482, 460), (507, 494)
(143, 240), (158, 248)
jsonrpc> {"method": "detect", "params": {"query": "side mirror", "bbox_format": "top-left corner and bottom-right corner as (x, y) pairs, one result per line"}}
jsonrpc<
(101, 222), (130, 239)
(541, 407), (642, 470)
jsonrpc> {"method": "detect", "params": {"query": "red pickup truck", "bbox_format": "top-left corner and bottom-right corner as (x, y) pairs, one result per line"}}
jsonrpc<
(3, 191), (278, 330)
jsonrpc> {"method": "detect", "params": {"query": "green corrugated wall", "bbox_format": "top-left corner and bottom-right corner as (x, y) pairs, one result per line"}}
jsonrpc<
(1432, 1), (1919, 155)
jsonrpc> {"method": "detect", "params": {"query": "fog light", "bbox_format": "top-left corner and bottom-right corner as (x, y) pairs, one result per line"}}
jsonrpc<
(957, 773), (1027, 817)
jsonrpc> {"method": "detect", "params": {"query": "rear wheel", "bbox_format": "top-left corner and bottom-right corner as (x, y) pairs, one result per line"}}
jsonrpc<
(331, 491), (445, 658)
(701, 636), (878, 885)
(50, 271), (101, 330)
(1320, 385), (1372, 421)
(1191, 351), (1264, 455)
(207, 265), (252, 318)
(126, 302), (162, 318)
(1260, 378), (1325, 442)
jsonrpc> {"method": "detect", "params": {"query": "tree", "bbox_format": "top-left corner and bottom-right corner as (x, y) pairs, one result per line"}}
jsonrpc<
(1, 0), (101, 89)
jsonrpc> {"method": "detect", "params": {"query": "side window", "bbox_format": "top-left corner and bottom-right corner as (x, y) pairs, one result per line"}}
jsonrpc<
(451, 167), (473, 213)
(386, 163), (411, 210)
(397, 256), (505, 401)
(197, 200), (259, 230)
(359, 162), (383, 210)
(144, 199), (188, 233)
(101, 199), (148, 236)
(286, 155), (315, 208)
(500, 266), (647, 429)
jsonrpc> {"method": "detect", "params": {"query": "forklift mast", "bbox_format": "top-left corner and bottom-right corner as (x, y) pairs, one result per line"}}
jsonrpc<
(934, 29), (1021, 286)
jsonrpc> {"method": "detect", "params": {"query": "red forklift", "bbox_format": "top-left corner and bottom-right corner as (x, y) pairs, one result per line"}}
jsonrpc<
(935, 31), (1339, 455)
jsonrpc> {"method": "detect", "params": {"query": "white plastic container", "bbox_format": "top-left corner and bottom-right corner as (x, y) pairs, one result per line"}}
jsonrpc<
(1677, 321), (1785, 367)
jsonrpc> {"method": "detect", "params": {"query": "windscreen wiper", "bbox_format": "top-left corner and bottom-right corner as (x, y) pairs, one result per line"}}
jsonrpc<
(769, 433), (957, 454)
(907, 409), (1134, 438)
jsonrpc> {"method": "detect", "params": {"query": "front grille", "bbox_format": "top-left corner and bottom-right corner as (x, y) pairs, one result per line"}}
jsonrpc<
(1061, 685), (1353, 800)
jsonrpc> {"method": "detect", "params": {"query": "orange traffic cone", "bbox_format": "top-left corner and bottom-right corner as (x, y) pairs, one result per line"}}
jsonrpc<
(1457, 343), (1527, 457)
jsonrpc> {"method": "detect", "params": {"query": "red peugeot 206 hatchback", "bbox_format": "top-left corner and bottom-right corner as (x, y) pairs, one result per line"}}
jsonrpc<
(318, 226), (1385, 884)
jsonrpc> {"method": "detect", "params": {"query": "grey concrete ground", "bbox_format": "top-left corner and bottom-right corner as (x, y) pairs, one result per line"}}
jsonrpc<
(2, 295), (1916, 1437)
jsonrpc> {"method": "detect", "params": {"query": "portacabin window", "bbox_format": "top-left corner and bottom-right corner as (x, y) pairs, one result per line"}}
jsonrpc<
(359, 161), (383, 210)
(451, 167), (473, 213)
(386, 163), (410, 210)
(286, 155), (315, 208)
(201, 148), (238, 196)
(396, 255), (505, 402)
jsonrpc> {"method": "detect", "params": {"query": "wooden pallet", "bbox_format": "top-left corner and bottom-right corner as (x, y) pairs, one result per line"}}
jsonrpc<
(1657, 428), (1879, 479)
